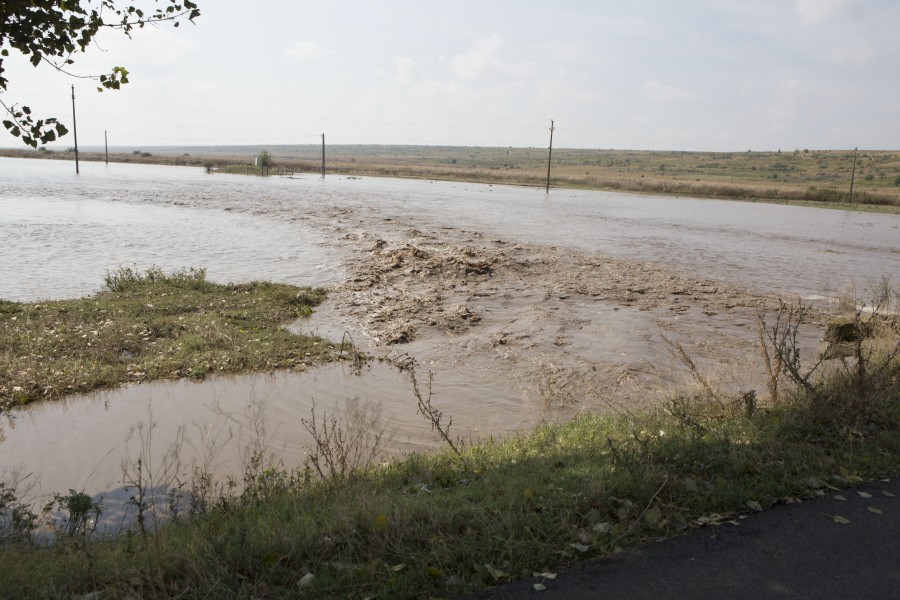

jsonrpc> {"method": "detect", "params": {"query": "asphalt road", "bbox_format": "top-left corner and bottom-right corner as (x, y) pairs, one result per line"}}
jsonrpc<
(466, 477), (900, 600)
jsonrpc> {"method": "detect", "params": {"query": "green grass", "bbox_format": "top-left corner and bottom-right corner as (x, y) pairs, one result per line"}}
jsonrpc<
(2, 311), (898, 599)
(0, 267), (333, 408)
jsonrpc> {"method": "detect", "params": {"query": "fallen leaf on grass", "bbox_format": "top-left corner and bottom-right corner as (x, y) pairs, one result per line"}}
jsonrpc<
(570, 543), (590, 553)
(882, 491), (895, 498)
(867, 507), (883, 515)
(834, 495), (847, 501)
(681, 477), (698, 493)
(373, 513), (388, 532)
(426, 566), (442, 579)
(593, 522), (611, 534)
(832, 515), (850, 524)
(390, 563), (406, 572)
(533, 572), (558, 579)
(746, 500), (763, 512)
(484, 564), (508, 581)
(298, 573), (315, 588)
(857, 491), (873, 498)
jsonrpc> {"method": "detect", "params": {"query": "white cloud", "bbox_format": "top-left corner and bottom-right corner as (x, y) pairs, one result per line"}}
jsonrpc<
(826, 39), (876, 66)
(793, 0), (853, 24)
(411, 80), (466, 105)
(284, 41), (334, 61)
(446, 35), (535, 81)
(642, 80), (692, 103)
(393, 56), (419, 85)
(768, 77), (824, 134)
(448, 34), (503, 80)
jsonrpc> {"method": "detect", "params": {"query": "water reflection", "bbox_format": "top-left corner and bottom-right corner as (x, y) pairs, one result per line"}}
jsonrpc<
(0, 361), (525, 521)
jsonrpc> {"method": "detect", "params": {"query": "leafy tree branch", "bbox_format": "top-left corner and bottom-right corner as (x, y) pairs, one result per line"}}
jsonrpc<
(1, 0), (200, 147)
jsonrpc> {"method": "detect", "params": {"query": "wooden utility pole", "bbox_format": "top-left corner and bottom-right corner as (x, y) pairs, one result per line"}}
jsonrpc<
(321, 133), (326, 178)
(71, 85), (80, 174)
(545, 119), (555, 193)
(104, 130), (108, 165)
(849, 146), (859, 204)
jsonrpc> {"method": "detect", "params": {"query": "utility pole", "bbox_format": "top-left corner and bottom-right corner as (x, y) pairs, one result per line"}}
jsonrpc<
(545, 119), (555, 193)
(321, 133), (326, 179)
(104, 130), (108, 165)
(849, 146), (859, 204)
(71, 85), (80, 174)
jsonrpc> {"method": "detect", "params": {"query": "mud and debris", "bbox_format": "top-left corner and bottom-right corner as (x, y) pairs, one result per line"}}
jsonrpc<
(300, 206), (832, 413)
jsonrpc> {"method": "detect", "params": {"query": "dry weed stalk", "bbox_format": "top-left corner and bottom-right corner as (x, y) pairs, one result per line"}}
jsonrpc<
(121, 415), (186, 582)
(410, 371), (461, 456)
(758, 301), (825, 401)
(300, 398), (387, 481)
(660, 334), (722, 405)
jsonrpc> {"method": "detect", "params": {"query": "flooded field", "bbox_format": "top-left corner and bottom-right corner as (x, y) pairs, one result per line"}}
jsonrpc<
(1, 156), (898, 525)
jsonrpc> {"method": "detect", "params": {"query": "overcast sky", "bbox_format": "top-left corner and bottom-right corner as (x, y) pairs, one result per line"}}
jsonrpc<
(2, 0), (898, 150)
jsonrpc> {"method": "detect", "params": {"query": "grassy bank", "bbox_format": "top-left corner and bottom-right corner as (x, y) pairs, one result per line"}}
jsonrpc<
(1, 306), (898, 599)
(0, 267), (333, 409)
(3, 146), (899, 213)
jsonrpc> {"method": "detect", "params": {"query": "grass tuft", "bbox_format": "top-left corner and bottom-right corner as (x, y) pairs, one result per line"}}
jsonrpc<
(0, 267), (333, 408)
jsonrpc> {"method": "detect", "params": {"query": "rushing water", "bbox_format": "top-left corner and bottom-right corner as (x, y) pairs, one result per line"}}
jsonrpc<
(1, 156), (898, 525)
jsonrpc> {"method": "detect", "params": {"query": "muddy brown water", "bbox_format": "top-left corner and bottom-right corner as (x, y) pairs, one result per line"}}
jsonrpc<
(1, 157), (897, 530)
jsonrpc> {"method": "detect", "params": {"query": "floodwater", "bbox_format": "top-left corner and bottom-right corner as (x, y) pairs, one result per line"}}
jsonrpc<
(1, 156), (898, 527)
(3, 157), (897, 301)
(0, 159), (342, 301)
(1, 361), (528, 531)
